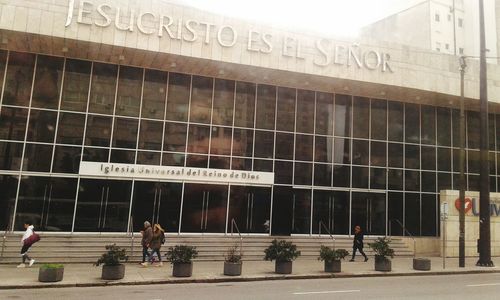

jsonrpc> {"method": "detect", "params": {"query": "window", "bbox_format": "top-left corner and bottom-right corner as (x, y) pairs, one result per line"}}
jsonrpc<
(435, 13), (440, 22)
(458, 18), (463, 27)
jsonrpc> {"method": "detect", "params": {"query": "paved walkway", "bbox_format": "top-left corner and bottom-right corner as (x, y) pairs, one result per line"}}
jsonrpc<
(1, 257), (499, 289)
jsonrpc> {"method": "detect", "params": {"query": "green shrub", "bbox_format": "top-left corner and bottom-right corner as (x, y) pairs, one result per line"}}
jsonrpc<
(318, 246), (349, 262)
(225, 245), (242, 263)
(264, 239), (301, 262)
(165, 245), (198, 264)
(95, 244), (128, 266)
(368, 237), (395, 259)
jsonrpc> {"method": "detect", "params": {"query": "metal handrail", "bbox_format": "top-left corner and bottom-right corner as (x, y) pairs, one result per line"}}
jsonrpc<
(1, 218), (13, 260)
(389, 219), (416, 258)
(129, 217), (134, 258)
(230, 218), (243, 257)
(318, 221), (336, 250)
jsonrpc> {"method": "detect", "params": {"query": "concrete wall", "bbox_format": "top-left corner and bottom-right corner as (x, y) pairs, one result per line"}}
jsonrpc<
(439, 190), (500, 257)
(0, 0), (500, 104)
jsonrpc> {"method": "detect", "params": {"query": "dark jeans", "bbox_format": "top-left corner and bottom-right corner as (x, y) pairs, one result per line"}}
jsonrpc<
(142, 246), (150, 263)
(151, 249), (162, 262)
(20, 245), (32, 263)
(352, 245), (367, 260)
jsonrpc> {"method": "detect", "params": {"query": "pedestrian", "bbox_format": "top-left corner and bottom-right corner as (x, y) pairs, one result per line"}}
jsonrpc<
(17, 221), (36, 268)
(350, 225), (369, 262)
(140, 221), (153, 267)
(149, 224), (165, 267)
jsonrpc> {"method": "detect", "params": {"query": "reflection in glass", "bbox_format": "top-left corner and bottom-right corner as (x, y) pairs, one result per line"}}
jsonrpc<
(421, 106), (436, 145)
(57, 112), (85, 145)
(388, 143), (403, 168)
(138, 120), (163, 150)
(437, 107), (451, 146)
(405, 103), (420, 143)
(405, 170), (420, 191)
(421, 146), (436, 170)
(23, 143), (52, 172)
(254, 130), (274, 158)
(213, 79), (234, 126)
(294, 162), (312, 185)
(467, 111), (480, 149)
(437, 147), (451, 171)
(275, 160), (293, 184)
(421, 194), (437, 236)
(314, 163), (332, 186)
(3, 52), (35, 106)
(253, 159), (273, 172)
(77, 118), (107, 152)
(371, 99), (387, 140)
(388, 192), (403, 235)
(316, 92), (333, 135)
(209, 155), (230, 169)
(352, 140), (369, 165)
(467, 150), (480, 173)
(352, 96), (369, 139)
(437, 172), (451, 191)
(164, 122), (187, 152)
(351, 166), (369, 188)
(110, 149), (135, 163)
(388, 101), (403, 142)
(142, 69), (167, 119)
(271, 186), (293, 235)
(334, 94), (351, 137)
(388, 169), (403, 190)
(351, 192), (386, 235)
(26, 109), (57, 143)
(89, 63), (117, 114)
(371, 141), (386, 167)
(255, 85), (276, 130)
(231, 157), (252, 170)
(82, 147), (109, 162)
(190, 76), (213, 124)
(421, 171), (436, 192)
(370, 167), (386, 189)
(0, 107), (29, 141)
(187, 124), (210, 154)
(0, 142), (23, 170)
(162, 152), (185, 166)
(295, 134), (313, 161)
(333, 165), (350, 187)
(292, 189), (311, 234)
(15, 176), (77, 231)
(136, 151), (160, 165)
(314, 136), (332, 163)
(210, 126), (232, 155)
(60, 59), (91, 112)
(116, 66), (142, 117)
(186, 154), (208, 167)
(234, 81), (255, 128)
(276, 87), (295, 132)
(334, 138), (350, 164)
(31, 55), (63, 109)
(405, 144), (420, 169)
(181, 184), (228, 233)
(228, 186), (271, 233)
(166, 73), (190, 121)
(74, 179), (132, 232)
(52, 146), (81, 173)
(0, 50), (6, 92)
(232, 129), (253, 157)
(405, 193), (420, 236)
(275, 132), (293, 160)
(112, 118), (138, 148)
(296, 90), (314, 133)
(0, 175), (18, 231)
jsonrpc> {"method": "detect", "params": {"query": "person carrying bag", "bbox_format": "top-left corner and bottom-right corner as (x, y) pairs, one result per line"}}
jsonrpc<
(18, 221), (39, 268)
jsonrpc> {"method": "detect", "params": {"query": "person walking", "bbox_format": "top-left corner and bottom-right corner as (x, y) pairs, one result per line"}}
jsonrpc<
(17, 221), (36, 268)
(149, 224), (165, 267)
(140, 221), (153, 267)
(350, 225), (368, 262)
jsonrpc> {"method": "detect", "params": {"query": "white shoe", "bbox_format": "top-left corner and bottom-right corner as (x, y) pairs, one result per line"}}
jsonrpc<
(29, 259), (35, 267)
(140, 262), (148, 267)
(156, 262), (163, 267)
(16, 263), (25, 268)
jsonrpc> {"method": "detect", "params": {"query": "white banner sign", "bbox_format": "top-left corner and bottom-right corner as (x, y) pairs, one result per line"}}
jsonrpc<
(79, 162), (274, 185)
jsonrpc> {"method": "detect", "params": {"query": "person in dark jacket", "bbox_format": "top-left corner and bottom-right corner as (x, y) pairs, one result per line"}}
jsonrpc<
(149, 224), (165, 266)
(140, 221), (153, 266)
(350, 225), (368, 262)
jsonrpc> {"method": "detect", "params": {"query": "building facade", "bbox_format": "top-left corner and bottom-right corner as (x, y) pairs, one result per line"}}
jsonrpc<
(1, 0), (500, 240)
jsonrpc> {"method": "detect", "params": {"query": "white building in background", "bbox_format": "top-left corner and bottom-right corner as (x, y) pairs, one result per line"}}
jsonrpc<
(361, 0), (499, 63)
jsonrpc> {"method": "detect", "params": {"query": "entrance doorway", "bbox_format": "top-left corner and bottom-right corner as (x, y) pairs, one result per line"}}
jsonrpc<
(227, 186), (271, 234)
(351, 192), (386, 235)
(312, 190), (349, 235)
(181, 183), (228, 233)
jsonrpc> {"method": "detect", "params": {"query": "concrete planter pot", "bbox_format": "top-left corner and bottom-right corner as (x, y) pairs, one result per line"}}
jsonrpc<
(413, 258), (431, 271)
(374, 256), (392, 272)
(223, 261), (242, 276)
(101, 264), (125, 280)
(275, 261), (293, 274)
(324, 260), (341, 273)
(38, 267), (64, 282)
(172, 262), (193, 277)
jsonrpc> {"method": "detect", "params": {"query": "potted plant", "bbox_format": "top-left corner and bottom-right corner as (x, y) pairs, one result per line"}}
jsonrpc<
(38, 264), (64, 282)
(368, 237), (395, 272)
(95, 244), (128, 280)
(264, 239), (301, 274)
(165, 245), (198, 277)
(224, 245), (243, 276)
(318, 246), (349, 273)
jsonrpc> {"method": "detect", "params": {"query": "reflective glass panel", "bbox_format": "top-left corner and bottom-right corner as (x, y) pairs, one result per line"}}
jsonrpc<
(166, 73), (190, 121)
(371, 141), (386, 167)
(85, 115), (112, 147)
(421, 105), (436, 145)
(405, 170), (420, 191)
(60, 59), (91, 112)
(0, 107), (28, 141)
(294, 162), (312, 185)
(467, 111), (480, 149)
(162, 152), (185, 166)
(276, 87), (295, 132)
(295, 134), (313, 161)
(0, 142), (23, 170)
(136, 151), (160, 165)
(164, 122), (187, 152)
(110, 149), (135, 163)
(371, 99), (387, 140)
(141, 69), (167, 119)
(315, 92), (333, 135)
(292, 189), (311, 234)
(31, 55), (63, 109)
(388, 169), (403, 190)
(82, 147), (109, 162)
(254, 130), (274, 158)
(56, 112), (85, 145)
(23, 143), (52, 172)
(187, 124), (210, 154)
(275, 132), (293, 160)
(116, 66), (142, 117)
(255, 85), (276, 130)
(296, 90), (314, 134)
(232, 128), (253, 157)
(352, 96), (369, 139)
(334, 138), (350, 164)
(275, 160), (292, 184)
(405, 193), (421, 236)
(437, 107), (451, 146)
(210, 126), (232, 155)
(89, 63), (117, 115)
(333, 165), (350, 187)
(421, 146), (436, 170)
(213, 79), (234, 126)
(189, 76), (213, 124)
(388, 101), (403, 142)
(405, 103), (420, 143)
(0, 175), (18, 231)
(138, 120), (163, 150)
(314, 136), (332, 163)
(405, 144), (420, 169)
(3, 52), (35, 106)
(334, 94), (351, 137)
(351, 166), (369, 188)
(388, 192), (403, 235)
(112, 118), (138, 149)
(352, 140), (369, 165)
(26, 109), (57, 143)
(388, 143), (403, 168)
(234, 81), (255, 128)
(421, 194), (437, 236)
(314, 163), (332, 186)
(52, 146), (81, 173)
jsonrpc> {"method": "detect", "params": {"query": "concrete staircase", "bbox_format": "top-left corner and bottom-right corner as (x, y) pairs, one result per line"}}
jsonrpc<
(0, 233), (414, 264)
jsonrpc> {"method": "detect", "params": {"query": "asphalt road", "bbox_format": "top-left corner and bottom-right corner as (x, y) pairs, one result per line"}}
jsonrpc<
(2, 273), (500, 300)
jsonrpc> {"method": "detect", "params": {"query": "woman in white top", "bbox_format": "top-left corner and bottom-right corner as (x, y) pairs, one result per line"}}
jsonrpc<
(18, 221), (36, 268)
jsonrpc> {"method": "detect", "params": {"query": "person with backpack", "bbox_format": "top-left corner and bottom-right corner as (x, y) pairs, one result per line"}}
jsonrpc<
(17, 221), (37, 268)
(140, 221), (153, 267)
(149, 224), (165, 267)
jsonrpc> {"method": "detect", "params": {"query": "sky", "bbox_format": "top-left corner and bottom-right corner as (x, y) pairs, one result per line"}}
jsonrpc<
(174, 0), (425, 37)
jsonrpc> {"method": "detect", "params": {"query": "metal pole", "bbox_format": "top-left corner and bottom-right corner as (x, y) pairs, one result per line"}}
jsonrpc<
(459, 56), (466, 268)
(477, 0), (494, 267)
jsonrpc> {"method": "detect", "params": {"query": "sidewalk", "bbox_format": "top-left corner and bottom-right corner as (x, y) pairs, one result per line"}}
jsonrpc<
(1, 257), (499, 290)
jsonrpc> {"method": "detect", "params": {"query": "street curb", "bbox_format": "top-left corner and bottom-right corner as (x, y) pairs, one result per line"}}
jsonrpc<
(1, 269), (500, 290)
